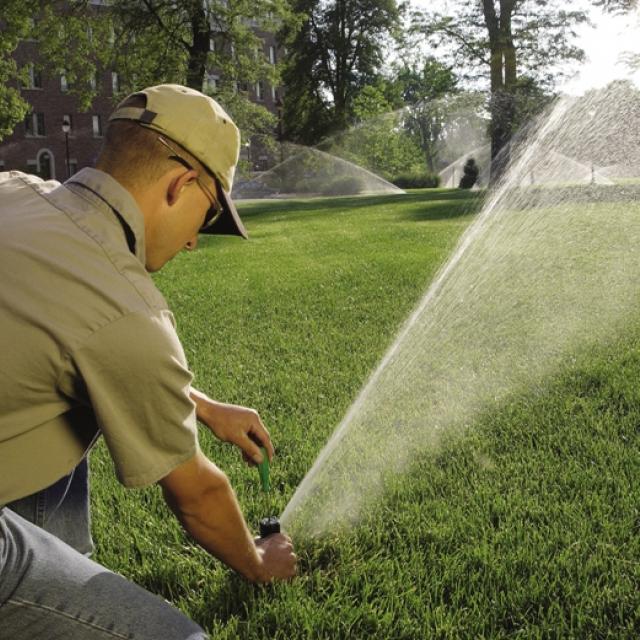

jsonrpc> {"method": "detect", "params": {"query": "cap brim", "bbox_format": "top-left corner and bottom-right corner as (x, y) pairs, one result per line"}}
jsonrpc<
(200, 180), (248, 239)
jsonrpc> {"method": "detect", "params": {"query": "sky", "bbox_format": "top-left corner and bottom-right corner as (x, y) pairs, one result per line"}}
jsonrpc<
(407, 0), (640, 96)
(562, 7), (640, 94)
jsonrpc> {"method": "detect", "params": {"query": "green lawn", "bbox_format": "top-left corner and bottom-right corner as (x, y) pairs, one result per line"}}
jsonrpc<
(90, 188), (640, 639)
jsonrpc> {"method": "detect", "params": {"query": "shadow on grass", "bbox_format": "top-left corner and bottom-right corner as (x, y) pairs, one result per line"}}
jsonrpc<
(402, 196), (484, 222)
(234, 188), (484, 224)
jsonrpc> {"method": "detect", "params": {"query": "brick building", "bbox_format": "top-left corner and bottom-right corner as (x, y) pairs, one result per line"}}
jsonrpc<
(0, 26), (283, 179)
(0, 35), (117, 180)
(206, 27), (284, 172)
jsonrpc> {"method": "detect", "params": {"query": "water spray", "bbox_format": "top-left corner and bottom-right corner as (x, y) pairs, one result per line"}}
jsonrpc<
(256, 446), (280, 538)
(281, 75), (640, 537)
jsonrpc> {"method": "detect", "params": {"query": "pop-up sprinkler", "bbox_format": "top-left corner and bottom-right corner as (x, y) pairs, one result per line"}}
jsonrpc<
(257, 446), (280, 538)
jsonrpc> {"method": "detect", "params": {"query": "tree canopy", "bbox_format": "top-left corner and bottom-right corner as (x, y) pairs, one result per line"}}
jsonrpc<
(0, 0), (290, 144)
(0, 1), (37, 139)
(0, 0), (107, 139)
(3, 0), (636, 181)
(280, 0), (403, 144)
(593, 0), (637, 12)
(413, 0), (589, 176)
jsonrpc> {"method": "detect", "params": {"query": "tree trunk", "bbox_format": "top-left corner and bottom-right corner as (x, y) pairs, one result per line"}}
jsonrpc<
(186, 2), (210, 90)
(333, 0), (349, 131)
(483, 0), (518, 184)
(501, 0), (517, 88)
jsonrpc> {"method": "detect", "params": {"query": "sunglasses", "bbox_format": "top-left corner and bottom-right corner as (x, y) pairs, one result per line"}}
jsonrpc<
(157, 136), (223, 231)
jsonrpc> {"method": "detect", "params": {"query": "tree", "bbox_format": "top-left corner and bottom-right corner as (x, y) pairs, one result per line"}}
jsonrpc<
(0, 1), (34, 139)
(389, 57), (464, 173)
(0, 0), (108, 140)
(330, 83), (423, 178)
(415, 1), (589, 179)
(104, 1), (293, 169)
(592, 0), (637, 12)
(318, 60), (484, 179)
(93, 0), (291, 150)
(394, 57), (458, 106)
(403, 90), (487, 174)
(104, 1), (288, 94)
(0, 0), (289, 144)
(280, 0), (403, 144)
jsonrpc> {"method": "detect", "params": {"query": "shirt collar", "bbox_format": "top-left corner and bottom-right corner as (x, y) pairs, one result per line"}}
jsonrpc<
(65, 167), (147, 265)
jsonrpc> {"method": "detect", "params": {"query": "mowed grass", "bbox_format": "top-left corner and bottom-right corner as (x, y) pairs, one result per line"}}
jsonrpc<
(90, 188), (640, 639)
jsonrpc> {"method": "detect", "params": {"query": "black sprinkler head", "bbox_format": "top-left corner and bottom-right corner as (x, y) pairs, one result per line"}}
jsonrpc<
(259, 516), (281, 538)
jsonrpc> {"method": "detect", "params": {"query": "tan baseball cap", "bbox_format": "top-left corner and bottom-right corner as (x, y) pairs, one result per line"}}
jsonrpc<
(109, 84), (247, 239)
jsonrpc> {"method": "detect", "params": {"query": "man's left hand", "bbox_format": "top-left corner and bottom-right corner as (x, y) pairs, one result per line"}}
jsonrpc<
(190, 388), (274, 465)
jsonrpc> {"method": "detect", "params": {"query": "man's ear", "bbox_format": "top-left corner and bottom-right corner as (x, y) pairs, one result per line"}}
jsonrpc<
(167, 169), (197, 206)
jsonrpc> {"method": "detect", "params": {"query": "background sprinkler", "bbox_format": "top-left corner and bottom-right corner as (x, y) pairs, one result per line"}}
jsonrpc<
(257, 446), (280, 537)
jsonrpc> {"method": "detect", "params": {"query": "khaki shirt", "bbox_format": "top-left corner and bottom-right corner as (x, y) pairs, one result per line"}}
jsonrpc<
(0, 169), (198, 505)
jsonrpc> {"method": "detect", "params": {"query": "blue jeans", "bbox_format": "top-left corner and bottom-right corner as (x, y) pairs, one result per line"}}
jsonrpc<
(0, 459), (208, 639)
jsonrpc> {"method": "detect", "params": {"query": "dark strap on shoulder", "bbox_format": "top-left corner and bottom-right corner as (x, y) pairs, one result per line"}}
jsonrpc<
(110, 208), (137, 255)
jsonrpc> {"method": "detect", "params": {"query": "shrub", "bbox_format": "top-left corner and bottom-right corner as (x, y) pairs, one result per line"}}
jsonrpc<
(459, 158), (480, 189)
(322, 175), (366, 196)
(391, 171), (440, 189)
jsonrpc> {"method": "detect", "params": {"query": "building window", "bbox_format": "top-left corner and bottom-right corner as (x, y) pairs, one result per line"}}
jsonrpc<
(25, 112), (45, 137)
(255, 81), (264, 101)
(204, 73), (219, 93)
(111, 71), (119, 94)
(36, 113), (45, 136)
(60, 72), (68, 92)
(31, 65), (43, 88)
(90, 72), (97, 91)
(92, 115), (103, 137)
(37, 150), (53, 180)
(0, 160), (5, 170)
(209, 37), (215, 52)
(68, 159), (78, 175)
(27, 159), (38, 173)
(269, 46), (276, 65)
(25, 64), (43, 89)
(271, 85), (277, 101)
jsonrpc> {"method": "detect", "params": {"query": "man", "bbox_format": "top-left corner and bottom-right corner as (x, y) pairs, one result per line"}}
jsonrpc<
(0, 84), (297, 639)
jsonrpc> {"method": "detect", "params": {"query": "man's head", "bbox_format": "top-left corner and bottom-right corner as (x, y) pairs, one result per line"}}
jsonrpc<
(96, 84), (247, 272)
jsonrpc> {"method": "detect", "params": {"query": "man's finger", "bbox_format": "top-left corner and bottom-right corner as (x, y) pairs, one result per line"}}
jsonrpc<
(248, 426), (275, 461)
(243, 433), (265, 464)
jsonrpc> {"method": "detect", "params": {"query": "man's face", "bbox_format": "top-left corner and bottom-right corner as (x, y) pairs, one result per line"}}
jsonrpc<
(145, 170), (219, 272)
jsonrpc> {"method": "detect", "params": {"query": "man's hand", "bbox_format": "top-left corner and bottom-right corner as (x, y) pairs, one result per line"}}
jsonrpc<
(190, 388), (274, 465)
(255, 533), (298, 582)
(160, 452), (297, 583)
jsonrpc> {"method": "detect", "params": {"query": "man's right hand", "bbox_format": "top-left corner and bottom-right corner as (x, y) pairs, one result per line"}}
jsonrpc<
(160, 451), (298, 584)
(255, 533), (298, 582)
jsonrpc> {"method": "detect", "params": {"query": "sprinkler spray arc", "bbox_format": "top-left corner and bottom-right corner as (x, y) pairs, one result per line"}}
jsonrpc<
(281, 78), (640, 538)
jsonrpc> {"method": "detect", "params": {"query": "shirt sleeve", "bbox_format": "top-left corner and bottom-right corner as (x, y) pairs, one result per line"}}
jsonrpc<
(70, 309), (199, 487)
